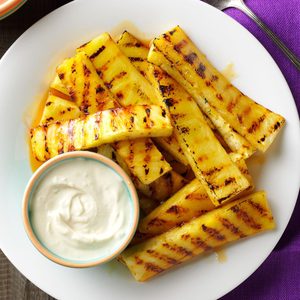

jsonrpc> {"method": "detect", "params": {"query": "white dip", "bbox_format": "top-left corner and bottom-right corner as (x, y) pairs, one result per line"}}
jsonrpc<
(30, 158), (132, 261)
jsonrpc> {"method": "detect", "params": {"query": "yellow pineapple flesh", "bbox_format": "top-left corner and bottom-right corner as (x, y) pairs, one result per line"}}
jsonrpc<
(30, 105), (173, 161)
(120, 191), (275, 282)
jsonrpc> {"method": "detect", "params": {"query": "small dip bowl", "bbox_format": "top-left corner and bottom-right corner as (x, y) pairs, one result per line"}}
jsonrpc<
(22, 151), (139, 268)
(0, 0), (27, 20)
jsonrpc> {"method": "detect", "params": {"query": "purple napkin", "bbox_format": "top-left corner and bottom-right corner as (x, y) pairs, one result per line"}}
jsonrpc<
(220, 1), (300, 299)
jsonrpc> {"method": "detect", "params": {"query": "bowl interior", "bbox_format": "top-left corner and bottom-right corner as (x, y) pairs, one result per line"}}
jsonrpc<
(23, 152), (139, 268)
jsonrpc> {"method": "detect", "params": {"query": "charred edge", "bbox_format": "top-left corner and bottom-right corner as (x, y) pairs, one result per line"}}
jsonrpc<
(159, 84), (173, 96)
(173, 40), (188, 52)
(219, 217), (246, 238)
(83, 64), (91, 77)
(273, 121), (281, 131)
(96, 85), (105, 94)
(211, 75), (218, 81)
(134, 256), (144, 265)
(129, 57), (144, 62)
(169, 29), (176, 35)
(184, 53), (197, 65)
(201, 224), (226, 241)
(147, 218), (167, 227)
(166, 205), (185, 215)
(116, 71), (127, 79)
(181, 234), (190, 240)
(145, 107), (151, 117)
(224, 177), (236, 186)
(196, 63), (206, 79)
(58, 73), (65, 80)
(230, 205), (262, 230)
(216, 93), (223, 101)
(179, 126), (189, 134)
(226, 100), (237, 113)
(163, 98), (174, 107)
(145, 140), (153, 151)
(90, 45), (106, 59)
(247, 115), (266, 134)
(162, 33), (171, 42)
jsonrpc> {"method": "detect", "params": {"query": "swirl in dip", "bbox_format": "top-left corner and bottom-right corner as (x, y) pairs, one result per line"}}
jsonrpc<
(29, 157), (134, 262)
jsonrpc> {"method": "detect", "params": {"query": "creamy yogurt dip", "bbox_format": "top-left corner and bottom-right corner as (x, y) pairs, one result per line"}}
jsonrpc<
(30, 157), (133, 261)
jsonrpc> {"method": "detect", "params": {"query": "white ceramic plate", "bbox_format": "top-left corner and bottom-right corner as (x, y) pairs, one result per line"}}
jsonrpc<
(0, 0), (299, 299)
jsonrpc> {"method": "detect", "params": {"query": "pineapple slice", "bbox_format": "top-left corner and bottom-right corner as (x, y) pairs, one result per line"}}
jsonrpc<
(145, 64), (250, 205)
(56, 52), (171, 185)
(40, 95), (82, 124)
(120, 191), (275, 282)
(139, 156), (252, 235)
(148, 26), (285, 152)
(57, 52), (118, 114)
(30, 105), (173, 161)
(117, 31), (188, 166)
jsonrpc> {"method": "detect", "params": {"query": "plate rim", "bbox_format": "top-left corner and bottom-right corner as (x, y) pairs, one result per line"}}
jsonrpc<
(0, 0), (299, 299)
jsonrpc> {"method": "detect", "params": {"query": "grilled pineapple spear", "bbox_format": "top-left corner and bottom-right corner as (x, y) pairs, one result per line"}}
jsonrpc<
(120, 191), (275, 282)
(138, 157), (252, 235)
(144, 64), (250, 205)
(97, 143), (187, 209)
(31, 105), (172, 161)
(117, 31), (188, 166)
(56, 52), (172, 185)
(148, 26), (285, 152)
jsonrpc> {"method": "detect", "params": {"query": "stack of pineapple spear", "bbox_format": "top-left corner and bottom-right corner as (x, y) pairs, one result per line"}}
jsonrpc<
(30, 26), (284, 281)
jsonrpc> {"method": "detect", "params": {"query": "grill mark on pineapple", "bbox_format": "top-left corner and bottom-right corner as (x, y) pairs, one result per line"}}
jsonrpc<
(190, 237), (212, 251)
(134, 256), (144, 265)
(173, 39), (188, 52)
(201, 225), (226, 241)
(159, 84), (173, 96)
(219, 217), (246, 238)
(129, 57), (145, 62)
(146, 250), (179, 266)
(247, 115), (266, 134)
(147, 217), (166, 227)
(184, 52), (197, 65)
(230, 205), (261, 230)
(162, 243), (193, 257)
(248, 200), (268, 217)
(166, 205), (187, 215)
(195, 63), (206, 79)
(144, 262), (164, 274)
(202, 166), (223, 177)
(226, 100), (237, 113)
(89, 45), (106, 60)
(153, 47), (196, 90)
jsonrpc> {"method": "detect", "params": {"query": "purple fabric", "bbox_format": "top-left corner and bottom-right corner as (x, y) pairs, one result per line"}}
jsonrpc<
(219, 1), (300, 299)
